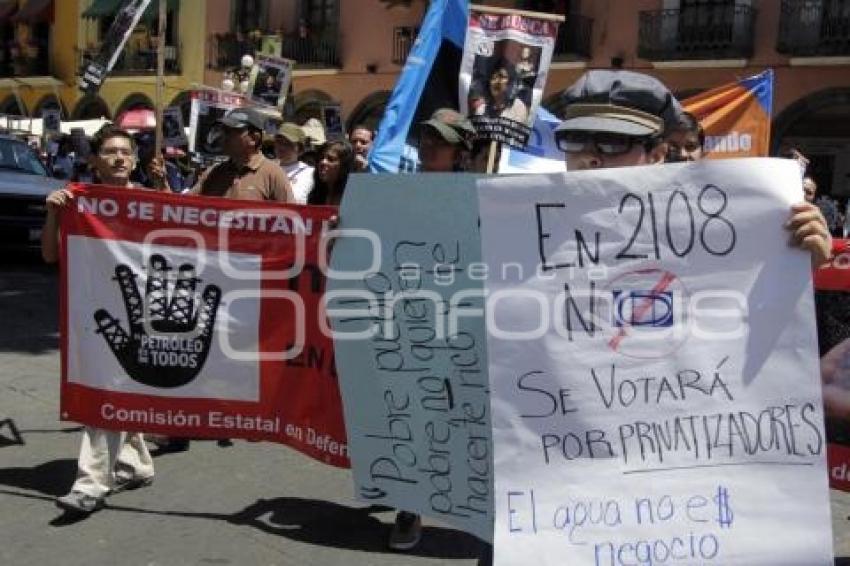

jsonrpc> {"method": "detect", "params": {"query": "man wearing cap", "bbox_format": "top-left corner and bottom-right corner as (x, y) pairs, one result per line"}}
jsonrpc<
(554, 69), (830, 266)
(418, 108), (476, 173)
(274, 122), (314, 204)
(152, 107), (294, 202)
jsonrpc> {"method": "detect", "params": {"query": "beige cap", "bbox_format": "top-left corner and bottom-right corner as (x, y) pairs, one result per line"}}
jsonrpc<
(301, 118), (326, 147)
(276, 122), (305, 144)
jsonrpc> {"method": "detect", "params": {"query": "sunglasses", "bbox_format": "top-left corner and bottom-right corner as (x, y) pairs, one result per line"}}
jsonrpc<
(556, 132), (653, 156)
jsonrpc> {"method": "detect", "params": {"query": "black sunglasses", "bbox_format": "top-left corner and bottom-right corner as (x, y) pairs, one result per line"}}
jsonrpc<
(556, 131), (655, 156)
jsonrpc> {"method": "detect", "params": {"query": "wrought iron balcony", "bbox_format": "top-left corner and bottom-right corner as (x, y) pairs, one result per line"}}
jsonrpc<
(777, 0), (850, 56)
(553, 14), (594, 60)
(638, 5), (756, 60)
(393, 26), (419, 65)
(210, 33), (340, 70)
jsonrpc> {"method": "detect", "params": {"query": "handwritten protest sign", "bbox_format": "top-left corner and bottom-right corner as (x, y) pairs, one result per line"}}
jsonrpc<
(327, 174), (493, 540)
(477, 159), (833, 564)
(60, 185), (349, 467)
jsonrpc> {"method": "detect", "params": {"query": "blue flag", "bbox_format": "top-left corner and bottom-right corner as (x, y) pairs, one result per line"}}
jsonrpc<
(369, 0), (469, 173)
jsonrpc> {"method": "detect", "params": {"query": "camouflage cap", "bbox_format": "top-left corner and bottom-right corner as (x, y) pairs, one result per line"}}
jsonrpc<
(420, 108), (476, 150)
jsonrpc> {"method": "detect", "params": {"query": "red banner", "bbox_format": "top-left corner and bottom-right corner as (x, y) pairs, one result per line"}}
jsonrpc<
(814, 238), (850, 291)
(815, 238), (850, 491)
(59, 184), (349, 468)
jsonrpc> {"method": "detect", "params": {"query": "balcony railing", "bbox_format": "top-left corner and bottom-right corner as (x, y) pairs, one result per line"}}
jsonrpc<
(553, 14), (594, 60)
(777, 0), (850, 56)
(210, 33), (340, 70)
(393, 26), (419, 65)
(80, 45), (181, 76)
(638, 5), (756, 60)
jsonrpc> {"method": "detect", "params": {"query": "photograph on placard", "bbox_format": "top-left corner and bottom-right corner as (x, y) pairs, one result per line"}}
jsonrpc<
(246, 55), (294, 110)
(42, 109), (62, 135)
(188, 89), (244, 160)
(323, 103), (344, 139)
(459, 8), (559, 149)
(162, 106), (188, 147)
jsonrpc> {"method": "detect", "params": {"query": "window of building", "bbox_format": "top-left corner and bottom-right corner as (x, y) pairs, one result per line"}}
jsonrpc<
(232, 0), (269, 33)
(519, 1), (575, 15)
(301, 0), (338, 39)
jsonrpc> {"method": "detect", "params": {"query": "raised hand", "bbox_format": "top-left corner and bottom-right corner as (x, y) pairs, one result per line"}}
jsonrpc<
(94, 254), (222, 388)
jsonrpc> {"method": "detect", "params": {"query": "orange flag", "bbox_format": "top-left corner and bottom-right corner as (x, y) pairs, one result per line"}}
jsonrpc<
(682, 70), (773, 159)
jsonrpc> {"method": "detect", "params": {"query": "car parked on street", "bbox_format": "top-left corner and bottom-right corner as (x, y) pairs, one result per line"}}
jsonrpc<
(0, 135), (66, 252)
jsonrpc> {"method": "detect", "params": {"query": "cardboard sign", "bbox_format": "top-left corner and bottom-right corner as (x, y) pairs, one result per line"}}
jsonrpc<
(327, 174), (494, 540)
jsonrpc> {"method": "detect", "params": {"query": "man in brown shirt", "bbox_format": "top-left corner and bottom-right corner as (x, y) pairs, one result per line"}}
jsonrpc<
(152, 107), (294, 203)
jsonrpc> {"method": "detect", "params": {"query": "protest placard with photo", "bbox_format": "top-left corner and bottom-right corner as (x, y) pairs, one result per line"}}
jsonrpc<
(42, 109), (61, 136)
(188, 88), (244, 162)
(322, 103), (344, 139)
(60, 185), (349, 468)
(162, 106), (187, 147)
(246, 55), (294, 111)
(478, 158), (833, 564)
(459, 7), (559, 149)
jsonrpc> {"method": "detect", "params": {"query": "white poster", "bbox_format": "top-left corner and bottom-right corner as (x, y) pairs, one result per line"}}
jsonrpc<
(188, 89), (245, 161)
(459, 7), (559, 149)
(246, 55), (294, 111)
(478, 159), (834, 565)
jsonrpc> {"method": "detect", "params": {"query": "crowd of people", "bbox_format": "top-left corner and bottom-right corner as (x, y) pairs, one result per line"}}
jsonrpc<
(38, 69), (834, 557)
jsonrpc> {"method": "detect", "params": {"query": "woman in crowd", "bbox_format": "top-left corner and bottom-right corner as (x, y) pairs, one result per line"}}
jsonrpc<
(482, 61), (528, 123)
(307, 139), (355, 205)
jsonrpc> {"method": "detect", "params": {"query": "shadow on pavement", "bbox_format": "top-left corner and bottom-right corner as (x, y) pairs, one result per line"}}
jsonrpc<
(95, 496), (486, 560)
(0, 458), (77, 496)
(228, 497), (485, 559)
(0, 259), (59, 354)
(0, 418), (25, 446)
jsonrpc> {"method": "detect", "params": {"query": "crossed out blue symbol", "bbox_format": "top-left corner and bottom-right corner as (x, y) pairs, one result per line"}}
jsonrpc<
(612, 290), (674, 328)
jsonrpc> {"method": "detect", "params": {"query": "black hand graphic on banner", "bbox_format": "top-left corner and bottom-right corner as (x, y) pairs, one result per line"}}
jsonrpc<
(94, 254), (222, 388)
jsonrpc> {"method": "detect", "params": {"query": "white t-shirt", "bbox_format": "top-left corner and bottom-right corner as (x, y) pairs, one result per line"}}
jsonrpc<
(283, 161), (315, 204)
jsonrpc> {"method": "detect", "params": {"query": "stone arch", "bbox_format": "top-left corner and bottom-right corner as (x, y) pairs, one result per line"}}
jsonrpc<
(32, 94), (65, 118)
(0, 94), (26, 116)
(72, 94), (111, 120)
(346, 90), (391, 134)
(292, 89), (334, 125)
(772, 87), (850, 154)
(773, 87), (850, 198)
(115, 92), (155, 116)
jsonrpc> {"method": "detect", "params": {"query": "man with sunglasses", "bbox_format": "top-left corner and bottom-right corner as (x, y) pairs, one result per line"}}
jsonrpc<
(554, 70), (831, 267)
